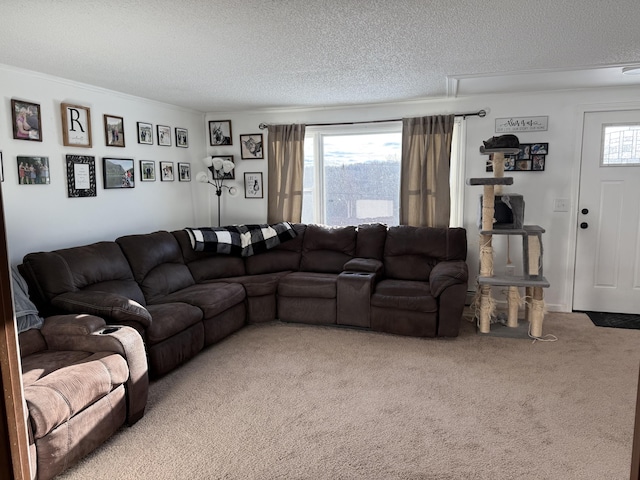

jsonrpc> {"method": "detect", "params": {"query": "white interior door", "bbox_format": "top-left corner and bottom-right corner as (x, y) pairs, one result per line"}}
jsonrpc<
(573, 110), (640, 314)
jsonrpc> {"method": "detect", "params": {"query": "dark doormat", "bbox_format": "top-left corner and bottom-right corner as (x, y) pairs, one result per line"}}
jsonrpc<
(580, 311), (640, 330)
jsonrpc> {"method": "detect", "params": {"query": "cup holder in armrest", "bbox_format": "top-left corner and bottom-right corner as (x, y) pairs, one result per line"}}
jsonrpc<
(99, 327), (120, 335)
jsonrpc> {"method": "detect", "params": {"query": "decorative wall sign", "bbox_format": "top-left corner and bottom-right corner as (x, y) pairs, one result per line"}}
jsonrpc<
(244, 172), (263, 198)
(495, 116), (548, 133)
(61, 103), (92, 147)
(66, 155), (96, 197)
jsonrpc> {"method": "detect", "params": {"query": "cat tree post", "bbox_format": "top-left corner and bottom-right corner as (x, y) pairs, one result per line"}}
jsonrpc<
(478, 184), (495, 333)
(530, 287), (545, 337)
(492, 153), (506, 195)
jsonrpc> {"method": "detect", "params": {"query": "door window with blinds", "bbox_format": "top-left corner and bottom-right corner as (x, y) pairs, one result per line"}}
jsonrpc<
(601, 123), (640, 166)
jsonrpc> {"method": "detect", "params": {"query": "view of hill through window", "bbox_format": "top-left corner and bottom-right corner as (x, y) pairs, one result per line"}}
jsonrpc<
(303, 131), (402, 226)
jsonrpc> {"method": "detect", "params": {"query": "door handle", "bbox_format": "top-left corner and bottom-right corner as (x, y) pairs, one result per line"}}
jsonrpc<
(580, 222), (588, 229)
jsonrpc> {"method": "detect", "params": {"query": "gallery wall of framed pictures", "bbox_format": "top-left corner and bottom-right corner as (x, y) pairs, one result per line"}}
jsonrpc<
(486, 142), (549, 172)
(5, 96), (197, 198)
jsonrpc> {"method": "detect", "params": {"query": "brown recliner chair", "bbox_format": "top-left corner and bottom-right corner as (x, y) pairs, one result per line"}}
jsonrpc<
(19, 314), (148, 480)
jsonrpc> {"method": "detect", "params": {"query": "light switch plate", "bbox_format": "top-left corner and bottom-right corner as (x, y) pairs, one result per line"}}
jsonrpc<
(554, 198), (569, 212)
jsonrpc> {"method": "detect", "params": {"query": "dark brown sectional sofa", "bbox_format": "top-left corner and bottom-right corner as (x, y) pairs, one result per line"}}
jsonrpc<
(21, 223), (469, 379)
(18, 222), (467, 479)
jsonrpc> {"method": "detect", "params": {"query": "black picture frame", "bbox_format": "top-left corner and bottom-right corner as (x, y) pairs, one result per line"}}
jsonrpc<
(157, 125), (171, 146)
(12, 99), (42, 142)
(103, 157), (134, 188)
(176, 127), (188, 148)
(209, 120), (232, 146)
(240, 133), (264, 159)
(66, 155), (97, 197)
(178, 162), (191, 181)
(0, 152), (3, 182)
(137, 122), (153, 145)
(140, 160), (156, 181)
(244, 172), (263, 198)
(160, 161), (174, 181)
(17, 156), (49, 184)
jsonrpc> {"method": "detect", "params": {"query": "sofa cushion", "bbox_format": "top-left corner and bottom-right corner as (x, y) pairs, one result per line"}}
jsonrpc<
(24, 352), (128, 439)
(212, 273), (286, 297)
(356, 223), (387, 259)
(155, 283), (246, 319)
(383, 226), (467, 281)
(300, 225), (356, 273)
(21, 349), (93, 386)
(244, 223), (306, 275)
(117, 231), (196, 302)
(371, 279), (437, 313)
(278, 272), (337, 299)
(145, 303), (203, 345)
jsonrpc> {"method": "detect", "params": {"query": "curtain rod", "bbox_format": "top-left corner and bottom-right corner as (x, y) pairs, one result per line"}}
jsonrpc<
(258, 109), (486, 130)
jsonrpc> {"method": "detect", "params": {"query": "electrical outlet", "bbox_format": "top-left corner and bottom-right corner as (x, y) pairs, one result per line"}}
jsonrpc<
(554, 198), (569, 212)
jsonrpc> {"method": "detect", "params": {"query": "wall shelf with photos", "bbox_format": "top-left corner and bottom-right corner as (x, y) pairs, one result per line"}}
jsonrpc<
(486, 143), (548, 172)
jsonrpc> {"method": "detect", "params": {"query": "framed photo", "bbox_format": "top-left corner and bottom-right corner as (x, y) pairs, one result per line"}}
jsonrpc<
(12, 99), (42, 141)
(244, 172), (263, 198)
(209, 120), (232, 145)
(175, 127), (188, 148)
(137, 122), (153, 145)
(61, 103), (92, 147)
(532, 155), (546, 171)
(66, 155), (96, 197)
(104, 114), (125, 147)
(157, 125), (171, 146)
(160, 161), (174, 181)
(178, 162), (191, 182)
(140, 160), (156, 181)
(17, 156), (49, 184)
(517, 144), (531, 160)
(0, 152), (4, 182)
(212, 156), (235, 179)
(240, 134), (264, 159)
(103, 157), (134, 188)
(530, 143), (548, 155)
(515, 160), (532, 171)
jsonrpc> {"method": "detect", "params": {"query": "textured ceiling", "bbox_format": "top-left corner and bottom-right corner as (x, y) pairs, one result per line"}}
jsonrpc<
(2, 0), (640, 112)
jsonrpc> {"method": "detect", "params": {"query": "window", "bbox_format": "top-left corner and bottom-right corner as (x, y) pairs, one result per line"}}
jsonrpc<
(302, 119), (464, 227)
(303, 123), (402, 226)
(601, 123), (640, 166)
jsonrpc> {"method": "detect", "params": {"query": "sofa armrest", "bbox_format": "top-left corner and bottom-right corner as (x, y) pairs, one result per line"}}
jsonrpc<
(343, 258), (384, 277)
(40, 314), (149, 424)
(51, 290), (152, 328)
(429, 260), (469, 297)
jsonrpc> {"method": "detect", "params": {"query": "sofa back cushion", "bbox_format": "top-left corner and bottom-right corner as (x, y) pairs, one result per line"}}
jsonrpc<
(383, 226), (467, 281)
(116, 231), (195, 303)
(356, 223), (388, 259)
(20, 242), (145, 313)
(172, 230), (246, 282)
(300, 225), (356, 273)
(244, 223), (306, 275)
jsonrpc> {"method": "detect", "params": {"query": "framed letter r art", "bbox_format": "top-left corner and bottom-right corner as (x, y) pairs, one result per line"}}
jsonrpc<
(61, 103), (92, 147)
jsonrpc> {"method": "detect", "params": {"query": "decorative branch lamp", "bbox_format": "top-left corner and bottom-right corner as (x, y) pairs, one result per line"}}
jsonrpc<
(196, 156), (237, 226)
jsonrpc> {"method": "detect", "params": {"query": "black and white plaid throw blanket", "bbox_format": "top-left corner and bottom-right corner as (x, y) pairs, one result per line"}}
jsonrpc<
(184, 222), (298, 257)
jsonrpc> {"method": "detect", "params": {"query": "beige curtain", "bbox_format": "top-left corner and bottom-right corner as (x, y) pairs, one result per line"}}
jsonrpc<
(400, 115), (455, 227)
(267, 124), (306, 223)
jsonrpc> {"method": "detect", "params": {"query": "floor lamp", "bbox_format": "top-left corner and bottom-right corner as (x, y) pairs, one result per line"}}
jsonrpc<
(196, 156), (237, 227)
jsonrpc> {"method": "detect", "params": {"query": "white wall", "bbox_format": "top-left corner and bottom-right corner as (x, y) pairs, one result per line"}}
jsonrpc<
(212, 85), (640, 311)
(1, 65), (210, 265)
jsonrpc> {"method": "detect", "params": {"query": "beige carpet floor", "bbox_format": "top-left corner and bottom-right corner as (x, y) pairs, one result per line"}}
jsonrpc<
(59, 312), (639, 480)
